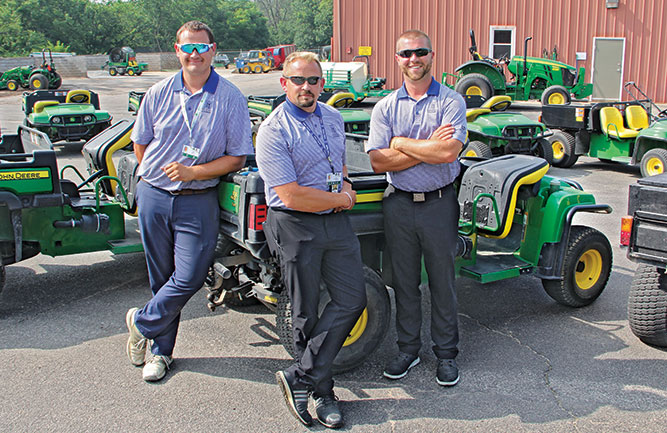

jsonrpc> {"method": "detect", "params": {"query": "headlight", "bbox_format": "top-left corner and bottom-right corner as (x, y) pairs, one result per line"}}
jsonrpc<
(52, 117), (61, 124)
(83, 115), (93, 122)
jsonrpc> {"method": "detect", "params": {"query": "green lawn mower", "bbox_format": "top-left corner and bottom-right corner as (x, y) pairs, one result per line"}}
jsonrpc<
(443, 30), (592, 105)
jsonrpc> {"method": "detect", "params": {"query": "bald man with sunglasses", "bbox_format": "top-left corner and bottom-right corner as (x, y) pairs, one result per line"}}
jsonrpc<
(255, 52), (366, 429)
(125, 20), (253, 382)
(366, 30), (467, 387)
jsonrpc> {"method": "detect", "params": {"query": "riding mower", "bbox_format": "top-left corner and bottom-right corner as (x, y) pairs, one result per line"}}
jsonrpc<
(462, 95), (554, 163)
(443, 30), (592, 105)
(0, 49), (62, 91)
(102, 47), (148, 76)
(22, 89), (113, 144)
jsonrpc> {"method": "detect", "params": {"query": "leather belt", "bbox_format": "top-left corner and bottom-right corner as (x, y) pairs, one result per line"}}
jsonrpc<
(392, 184), (451, 202)
(169, 186), (217, 196)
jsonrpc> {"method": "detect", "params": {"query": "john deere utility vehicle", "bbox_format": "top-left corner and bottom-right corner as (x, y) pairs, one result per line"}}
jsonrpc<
(102, 47), (148, 76)
(443, 30), (592, 105)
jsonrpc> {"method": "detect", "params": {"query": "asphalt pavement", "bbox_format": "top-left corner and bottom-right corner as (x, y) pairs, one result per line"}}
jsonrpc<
(0, 68), (665, 433)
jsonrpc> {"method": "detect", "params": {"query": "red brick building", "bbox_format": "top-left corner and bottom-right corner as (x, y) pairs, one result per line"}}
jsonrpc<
(332, 0), (667, 102)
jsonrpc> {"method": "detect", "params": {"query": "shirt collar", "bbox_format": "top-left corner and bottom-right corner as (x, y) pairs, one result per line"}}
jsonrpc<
(284, 97), (322, 121)
(397, 76), (439, 99)
(175, 67), (219, 94)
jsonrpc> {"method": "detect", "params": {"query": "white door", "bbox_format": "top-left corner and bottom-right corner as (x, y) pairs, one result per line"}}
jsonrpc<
(592, 38), (625, 100)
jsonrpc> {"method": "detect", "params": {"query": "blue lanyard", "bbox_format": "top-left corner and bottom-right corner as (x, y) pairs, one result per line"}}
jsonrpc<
(302, 116), (335, 173)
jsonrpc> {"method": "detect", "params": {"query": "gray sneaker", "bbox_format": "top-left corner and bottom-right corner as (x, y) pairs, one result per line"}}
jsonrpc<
(436, 358), (460, 386)
(125, 307), (147, 366)
(383, 352), (420, 379)
(142, 355), (173, 382)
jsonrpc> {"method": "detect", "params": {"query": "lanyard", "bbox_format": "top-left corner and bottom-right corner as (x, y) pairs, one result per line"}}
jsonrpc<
(302, 116), (335, 174)
(179, 91), (209, 146)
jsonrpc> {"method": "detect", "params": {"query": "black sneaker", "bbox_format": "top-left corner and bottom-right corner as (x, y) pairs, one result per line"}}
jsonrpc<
(436, 358), (460, 386)
(383, 352), (420, 379)
(276, 371), (312, 426)
(314, 392), (343, 429)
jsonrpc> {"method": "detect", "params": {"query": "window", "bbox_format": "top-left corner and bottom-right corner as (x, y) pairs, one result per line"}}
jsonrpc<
(489, 26), (515, 59)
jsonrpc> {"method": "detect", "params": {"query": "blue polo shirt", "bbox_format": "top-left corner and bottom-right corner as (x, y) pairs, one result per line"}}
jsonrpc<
(255, 99), (346, 210)
(366, 77), (467, 192)
(131, 67), (253, 191)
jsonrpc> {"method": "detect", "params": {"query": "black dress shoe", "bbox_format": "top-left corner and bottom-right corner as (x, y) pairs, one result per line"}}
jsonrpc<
(314, 392), (343, 429)
(436, 358), (460, 386)
(276, 370), (312, 426)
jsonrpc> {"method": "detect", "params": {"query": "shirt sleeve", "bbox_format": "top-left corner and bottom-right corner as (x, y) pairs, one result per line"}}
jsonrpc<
(442, 92), (468, 144)
(255, 120), (297, 188)
(223, 89), (254, 156)
(130, 88), (155, 145)
(365, 99), (393, 153)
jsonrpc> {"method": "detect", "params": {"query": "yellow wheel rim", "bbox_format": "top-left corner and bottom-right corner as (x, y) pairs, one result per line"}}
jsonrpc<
(8, 82), (16, 91)
(464, 149), (479, 157)
(466, 86), (482, 96)
(343, 308), (367, 346)
(548, 93), (565, 105)
(575, 249), (603, 290)
(128, 69), (135, 76)
(552, 140), (565, 160)
(645, 157), (665, 176)
(33, 79), (43, 89)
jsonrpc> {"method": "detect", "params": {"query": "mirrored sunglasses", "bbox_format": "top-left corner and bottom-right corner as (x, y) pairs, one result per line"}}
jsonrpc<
(283, 75), (322, 85)
(177, 43), (214, 54)
(396, 48), (432, 58)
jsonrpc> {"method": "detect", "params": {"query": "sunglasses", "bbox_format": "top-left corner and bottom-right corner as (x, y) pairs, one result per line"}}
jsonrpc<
(177, 43), (214, 54)
(396, 48), (432, 58)
(283, 75), (322, 85)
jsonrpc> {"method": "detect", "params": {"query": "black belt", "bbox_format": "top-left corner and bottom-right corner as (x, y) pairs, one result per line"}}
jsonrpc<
(392, 184), (452, 202)
(142, 179), (216, 196)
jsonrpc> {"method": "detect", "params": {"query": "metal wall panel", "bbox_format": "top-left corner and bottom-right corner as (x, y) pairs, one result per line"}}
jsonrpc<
(333, 0), (667, 102)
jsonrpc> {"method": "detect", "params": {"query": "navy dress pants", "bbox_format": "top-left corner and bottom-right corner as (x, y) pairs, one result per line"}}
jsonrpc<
(134, 181), (219, 356)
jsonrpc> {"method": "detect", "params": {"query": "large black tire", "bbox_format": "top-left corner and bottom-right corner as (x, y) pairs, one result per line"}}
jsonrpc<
(6, 80), (19, 91)
(127, 68), (135, 76)
(549, 130), (578, 168)
(533, 138), (554, 164)
(276, 266), (390, 374)
(639, 148), (667, 177)
(542, 226), (612, 307)
(109, 68), (118, 76)
(628, 264), (667, 347)
(541, 85), (571, 105)
(29, 73), (49, 90)
(461, 140), (493, 158)
(51, 73), (62, 89)
(455, 73), (494, 99)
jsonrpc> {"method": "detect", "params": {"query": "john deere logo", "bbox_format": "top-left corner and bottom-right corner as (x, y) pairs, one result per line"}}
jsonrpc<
(0, 170), (49, 181)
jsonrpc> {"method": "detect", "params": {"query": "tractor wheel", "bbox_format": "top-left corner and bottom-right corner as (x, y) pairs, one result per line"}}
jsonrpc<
(549, 130), (578, 168)
(136, 71), (143, 76)
(639, 148), (667, 177)
(252, 65), (262, 74)
(327, 92), (355, 108)
(455, 73), (494, 99)
(628, 264), (667, 347)
(6, 80), (19, 91)
(461, 140), (493, 159)
(29, 73), (49, 90)
(127, 68), (135, 76)
(241, 65), (250, 74)
(276, 265), (390, 374)
(541, 85), (571, 105)
(542, 226), (612, 307)
(109, 68), (118, 76)
(51, 73), (62, 89)
(533, 138), (555, 164)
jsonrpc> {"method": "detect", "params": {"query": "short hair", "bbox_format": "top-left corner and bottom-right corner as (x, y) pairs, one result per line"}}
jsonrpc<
(283, 52), (323, 76)
(396, 29), (432, 51)
(176, 21), (215, 44)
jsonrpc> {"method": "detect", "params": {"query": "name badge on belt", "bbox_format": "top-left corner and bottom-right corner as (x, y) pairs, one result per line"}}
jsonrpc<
(327, 172), (342, 193)
(182, 144), (200, 160)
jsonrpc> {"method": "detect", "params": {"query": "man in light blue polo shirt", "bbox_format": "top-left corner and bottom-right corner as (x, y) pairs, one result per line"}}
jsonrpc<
(124, 20), (253, 382)
(255, 52), (366, 429)
(366, 29), (467, 387)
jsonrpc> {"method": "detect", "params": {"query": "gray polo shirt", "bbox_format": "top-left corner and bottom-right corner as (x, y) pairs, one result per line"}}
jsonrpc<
(131, 68), (253, 191)
(366, 77), (467, 192)
(255, 99), (346, 210)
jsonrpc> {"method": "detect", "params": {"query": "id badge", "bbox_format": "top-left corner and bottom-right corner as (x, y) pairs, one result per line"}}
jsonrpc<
(182, 144), (200, 160)
(327, 172), (342, 193)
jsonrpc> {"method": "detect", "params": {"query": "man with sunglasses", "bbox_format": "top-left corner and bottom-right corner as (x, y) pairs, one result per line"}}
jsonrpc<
(366, 30), (467, 387)
(124, 20), (253, 382)
(255, 52), (367, 429)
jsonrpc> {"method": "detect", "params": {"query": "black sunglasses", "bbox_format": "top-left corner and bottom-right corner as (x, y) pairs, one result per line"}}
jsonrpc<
(283, 75), (322, 85)
(396, 48), (432, 58)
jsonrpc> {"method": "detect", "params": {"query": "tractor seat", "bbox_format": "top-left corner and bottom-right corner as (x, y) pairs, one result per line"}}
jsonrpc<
(625, 105), (649, 131)
(81, 119), (134, 196)
(600, 106), (639, 139)
(458, 154), (549, 239)
(481, 95), (511, 111)
(466, 108), (491, 122)
(33, 100), (60, 113)
(66, 89), (91, 104)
